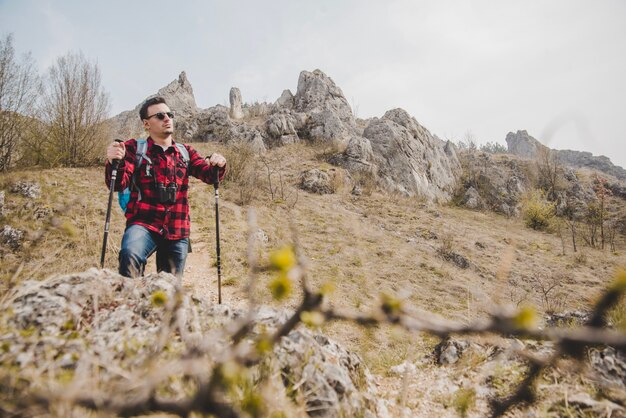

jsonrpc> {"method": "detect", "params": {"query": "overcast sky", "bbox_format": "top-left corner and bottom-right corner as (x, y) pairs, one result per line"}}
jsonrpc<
(1, 0), (625, 168)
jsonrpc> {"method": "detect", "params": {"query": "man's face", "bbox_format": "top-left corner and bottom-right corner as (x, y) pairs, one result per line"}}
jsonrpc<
(142, 103), (174, 138)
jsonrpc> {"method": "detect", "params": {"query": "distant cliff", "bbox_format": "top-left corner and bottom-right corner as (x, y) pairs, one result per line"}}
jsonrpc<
(506, 130), (626, 180)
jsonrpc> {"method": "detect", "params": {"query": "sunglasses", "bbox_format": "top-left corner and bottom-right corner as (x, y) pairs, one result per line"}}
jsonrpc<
(146, 111), (175, 120)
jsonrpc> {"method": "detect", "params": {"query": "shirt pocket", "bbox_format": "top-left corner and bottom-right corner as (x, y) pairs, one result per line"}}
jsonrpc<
(174, 160), (187, 185)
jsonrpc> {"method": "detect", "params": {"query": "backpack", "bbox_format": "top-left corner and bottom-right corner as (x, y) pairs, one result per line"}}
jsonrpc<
(118, 139), (190, 212)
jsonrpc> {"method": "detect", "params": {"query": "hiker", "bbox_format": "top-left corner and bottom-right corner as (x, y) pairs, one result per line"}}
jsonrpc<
(104, 96), (226, 278)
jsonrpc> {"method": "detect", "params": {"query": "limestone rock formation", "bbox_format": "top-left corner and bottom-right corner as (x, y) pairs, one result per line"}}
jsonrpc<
(229, 87), (244, 119)
(338, 109), (461, 201)
(186, 105), (266, 152)
(275, 89), (295, 110)
(107, 69), (464, 201)
(505, 130), (547, 159)
(294, 69), (357, 144)
(157, 71), (198, 118)
(110, 71), (199, 139)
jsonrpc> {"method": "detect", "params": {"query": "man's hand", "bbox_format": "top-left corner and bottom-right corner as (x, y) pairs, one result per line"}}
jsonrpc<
(207, 153), (226, 168)
(106, 141), (126, 164)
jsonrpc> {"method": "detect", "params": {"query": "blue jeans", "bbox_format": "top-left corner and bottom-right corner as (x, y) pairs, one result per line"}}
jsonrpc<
(119, 224), (189, 278)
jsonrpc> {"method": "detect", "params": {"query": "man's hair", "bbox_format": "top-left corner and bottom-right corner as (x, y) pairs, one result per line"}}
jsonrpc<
(139, 96), (168, 120)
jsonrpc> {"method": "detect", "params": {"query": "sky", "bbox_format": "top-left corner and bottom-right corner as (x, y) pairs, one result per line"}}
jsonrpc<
(1, 0), (625, 168)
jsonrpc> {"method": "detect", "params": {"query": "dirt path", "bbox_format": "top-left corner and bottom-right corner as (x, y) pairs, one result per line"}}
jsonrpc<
(181, 199), (248, 310)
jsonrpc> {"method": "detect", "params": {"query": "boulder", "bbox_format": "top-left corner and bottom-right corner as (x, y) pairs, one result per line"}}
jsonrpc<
(11, 181), (41, 199)
(589, 347), (626, 388)
(462, 187), (483, 209)
(229, 87), (244, 120)
(300, 169), (333, 194)
(1, 225), (24, 251)
(433, 338), (470, 365)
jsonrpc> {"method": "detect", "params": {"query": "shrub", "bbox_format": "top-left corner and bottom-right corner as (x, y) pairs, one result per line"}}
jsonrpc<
(221, 143), (262, 205)
(521, 190), (556, 231)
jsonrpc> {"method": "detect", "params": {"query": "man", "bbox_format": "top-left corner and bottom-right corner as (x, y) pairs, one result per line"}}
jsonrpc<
(105, 96), (226, 277)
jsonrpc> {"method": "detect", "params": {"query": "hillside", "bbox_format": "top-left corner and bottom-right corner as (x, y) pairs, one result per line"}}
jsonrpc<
(1, 140), (625, 417)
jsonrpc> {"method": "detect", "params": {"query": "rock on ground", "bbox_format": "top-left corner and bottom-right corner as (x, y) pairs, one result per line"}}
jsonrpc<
(0, 269), (381, 417)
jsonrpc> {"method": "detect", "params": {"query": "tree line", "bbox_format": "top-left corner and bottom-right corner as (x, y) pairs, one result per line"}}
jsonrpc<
(0, 34), (110, 171)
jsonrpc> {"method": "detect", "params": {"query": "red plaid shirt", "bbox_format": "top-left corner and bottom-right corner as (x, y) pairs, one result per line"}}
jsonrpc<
(105, 137), (226, 240)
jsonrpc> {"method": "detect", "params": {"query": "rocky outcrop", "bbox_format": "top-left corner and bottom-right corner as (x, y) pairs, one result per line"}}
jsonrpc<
(229, 87), (244, 120)
(110, 71), (199, 139)
(335, 109), (461, 201)
(505, 130), (548, 159)
(108, 69), (463, 201)
(184, 105), (266, 151)
(506, 130), (626, 180)
(275, 89), (295, 110)
(294, 69), (358, 144)
(266, 109), (306, 146)
(455, 152), (532, 216)
(1, 269), (380, 417)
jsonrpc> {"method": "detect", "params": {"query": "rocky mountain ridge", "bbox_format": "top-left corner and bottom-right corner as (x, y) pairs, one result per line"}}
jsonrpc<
(109, 69), (460, 202)
(109, 70), (624, 204)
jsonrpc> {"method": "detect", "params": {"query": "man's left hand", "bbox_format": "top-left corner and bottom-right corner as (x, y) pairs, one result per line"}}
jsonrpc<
(207, 153), (226, 168)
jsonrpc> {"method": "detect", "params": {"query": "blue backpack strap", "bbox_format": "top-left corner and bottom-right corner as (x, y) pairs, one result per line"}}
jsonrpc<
(118, 138), (150, 212)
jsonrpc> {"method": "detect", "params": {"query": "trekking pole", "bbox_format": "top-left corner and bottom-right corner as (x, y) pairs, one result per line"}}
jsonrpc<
(213, 165), (222, 304)
(100, 139), (123, 268)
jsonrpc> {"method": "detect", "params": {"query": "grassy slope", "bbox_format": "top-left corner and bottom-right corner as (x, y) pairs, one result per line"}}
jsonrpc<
(1, 141), (624, 415)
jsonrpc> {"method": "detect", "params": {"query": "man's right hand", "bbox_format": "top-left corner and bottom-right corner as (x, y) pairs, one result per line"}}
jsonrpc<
(107, 141), (126, 164)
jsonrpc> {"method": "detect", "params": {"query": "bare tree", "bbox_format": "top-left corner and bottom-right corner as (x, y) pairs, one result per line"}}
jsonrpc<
(536, 148), (562, 201)
(39, 52), (110, 167)
(0, 34), (40, 171)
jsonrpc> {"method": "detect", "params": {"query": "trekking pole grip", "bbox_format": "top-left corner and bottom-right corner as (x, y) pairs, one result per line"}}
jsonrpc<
(213, 165), (220, 188)
(111, 139), (124, 170)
